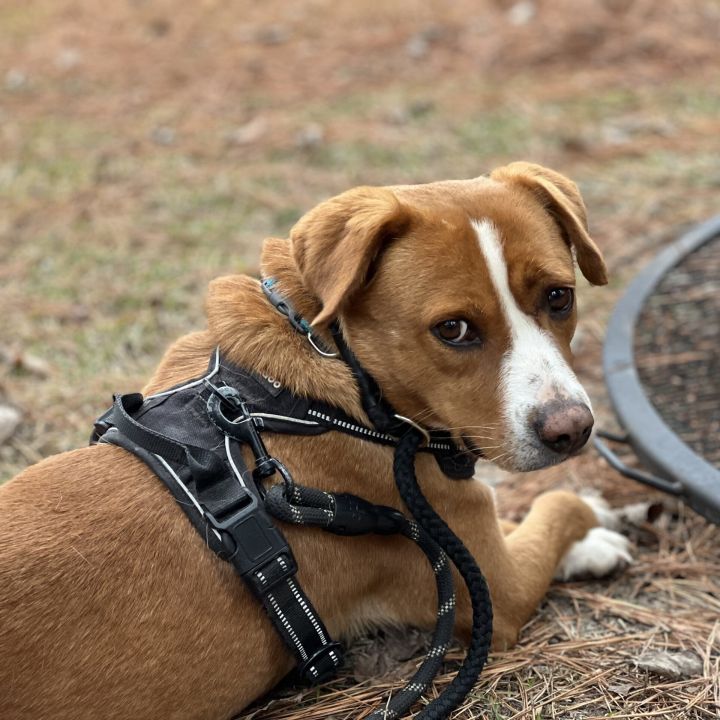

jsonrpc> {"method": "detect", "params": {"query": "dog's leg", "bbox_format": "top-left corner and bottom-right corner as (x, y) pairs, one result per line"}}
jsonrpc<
(433, 486), (630, 650)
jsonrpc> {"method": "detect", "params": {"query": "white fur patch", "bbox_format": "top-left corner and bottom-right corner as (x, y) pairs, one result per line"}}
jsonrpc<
(555, 526), (632, 581)
(472, 218), (591, 470)
(580, 493), (622, 531)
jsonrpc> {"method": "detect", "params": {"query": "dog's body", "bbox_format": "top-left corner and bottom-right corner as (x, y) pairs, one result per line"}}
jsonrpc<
(1, 163), (630, 720)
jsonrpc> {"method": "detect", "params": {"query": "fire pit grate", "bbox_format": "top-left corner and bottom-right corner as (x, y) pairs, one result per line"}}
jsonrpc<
(599, 217), (720, 525)
(635, 235), (720, 469)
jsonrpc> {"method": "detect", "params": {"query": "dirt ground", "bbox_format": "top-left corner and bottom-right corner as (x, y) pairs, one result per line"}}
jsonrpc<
(1, 1), (719, 718)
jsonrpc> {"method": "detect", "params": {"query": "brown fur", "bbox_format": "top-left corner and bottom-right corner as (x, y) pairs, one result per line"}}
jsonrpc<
(1, 163), (605, 720)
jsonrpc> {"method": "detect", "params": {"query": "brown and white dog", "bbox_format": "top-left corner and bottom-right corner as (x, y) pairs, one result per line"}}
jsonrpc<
(0, 162), (631, 720)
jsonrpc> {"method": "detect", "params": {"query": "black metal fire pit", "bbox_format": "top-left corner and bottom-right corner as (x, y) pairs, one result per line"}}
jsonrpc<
(598, 216), (720, 525)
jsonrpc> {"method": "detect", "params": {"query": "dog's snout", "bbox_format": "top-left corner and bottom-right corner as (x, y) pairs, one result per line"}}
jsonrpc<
(535, 402), (594, 456)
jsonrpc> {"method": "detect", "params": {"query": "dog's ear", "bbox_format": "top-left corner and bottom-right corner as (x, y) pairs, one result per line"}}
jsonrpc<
(291, 186), (412, 327)
(491, 162), (608, 285)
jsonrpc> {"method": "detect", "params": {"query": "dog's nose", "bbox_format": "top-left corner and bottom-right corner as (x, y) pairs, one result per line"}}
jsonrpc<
(535, 403), (594, 456)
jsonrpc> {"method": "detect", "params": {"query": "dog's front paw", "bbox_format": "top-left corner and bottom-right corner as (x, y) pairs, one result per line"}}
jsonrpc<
(554, 526), (632, 582)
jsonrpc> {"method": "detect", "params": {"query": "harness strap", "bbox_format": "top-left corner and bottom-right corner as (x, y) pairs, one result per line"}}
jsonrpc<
(96, 392), (343, 685)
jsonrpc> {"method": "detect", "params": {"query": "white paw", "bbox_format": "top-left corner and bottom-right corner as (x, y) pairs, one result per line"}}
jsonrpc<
(555, 526), (633, 581)
(580, 493), (622, 531)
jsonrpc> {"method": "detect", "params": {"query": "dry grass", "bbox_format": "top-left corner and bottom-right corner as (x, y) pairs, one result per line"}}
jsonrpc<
(2, 1), (720, 718)
(237, 507), (720, 719)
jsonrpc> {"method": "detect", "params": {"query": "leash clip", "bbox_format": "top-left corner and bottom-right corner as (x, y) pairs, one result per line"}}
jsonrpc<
(205, 382), (278, 480)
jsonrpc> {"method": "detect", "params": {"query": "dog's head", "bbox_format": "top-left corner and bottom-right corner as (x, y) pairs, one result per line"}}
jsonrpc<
(290, 162), (607, 472)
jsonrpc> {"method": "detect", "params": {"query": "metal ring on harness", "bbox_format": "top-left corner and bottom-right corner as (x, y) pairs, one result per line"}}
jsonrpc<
(393, 413), (431, 446)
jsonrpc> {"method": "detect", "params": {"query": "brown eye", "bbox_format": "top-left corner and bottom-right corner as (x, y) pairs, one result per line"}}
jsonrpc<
(547, 287), (574, 316)
(432, 319), (482, 347)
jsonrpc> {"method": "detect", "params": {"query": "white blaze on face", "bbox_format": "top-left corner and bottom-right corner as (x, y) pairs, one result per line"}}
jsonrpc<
(472, 219), (592, 470)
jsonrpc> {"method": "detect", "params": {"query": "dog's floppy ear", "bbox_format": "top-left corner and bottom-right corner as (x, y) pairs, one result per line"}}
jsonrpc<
(491, 162), (608, 285)
(291, 186), (412, 327)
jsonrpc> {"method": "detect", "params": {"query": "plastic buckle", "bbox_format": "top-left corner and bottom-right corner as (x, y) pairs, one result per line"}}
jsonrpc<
(203, 492), (297, 593)
(298, 642), (344, 684)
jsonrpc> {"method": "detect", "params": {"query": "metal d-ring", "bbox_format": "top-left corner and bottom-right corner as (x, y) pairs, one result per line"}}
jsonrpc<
(393, 414), (431, 447)
(307, 332), (339, 358)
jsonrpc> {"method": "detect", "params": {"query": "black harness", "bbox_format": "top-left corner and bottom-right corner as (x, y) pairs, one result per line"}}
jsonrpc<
(91, 279), (492, 719)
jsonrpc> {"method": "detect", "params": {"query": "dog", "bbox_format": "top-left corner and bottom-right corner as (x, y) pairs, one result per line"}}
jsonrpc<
(0, 162), (632, 720)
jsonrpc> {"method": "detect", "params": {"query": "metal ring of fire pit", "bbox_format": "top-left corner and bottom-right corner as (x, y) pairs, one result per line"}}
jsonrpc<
(598, 216), (720, 525)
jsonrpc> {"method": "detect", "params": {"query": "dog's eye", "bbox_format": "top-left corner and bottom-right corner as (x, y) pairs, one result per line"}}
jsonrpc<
(547, 287), (574, 316)
(433, 319), (482, 347)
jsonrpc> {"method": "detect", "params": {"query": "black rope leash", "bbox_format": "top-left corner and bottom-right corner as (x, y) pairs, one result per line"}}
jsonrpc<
(263, 429), (493, 719)
(393, 428), (494, 719)
(265, 483), (457, 720)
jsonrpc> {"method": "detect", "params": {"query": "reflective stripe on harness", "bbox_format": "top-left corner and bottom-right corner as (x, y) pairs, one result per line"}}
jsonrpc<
(92, 371), (344, 685)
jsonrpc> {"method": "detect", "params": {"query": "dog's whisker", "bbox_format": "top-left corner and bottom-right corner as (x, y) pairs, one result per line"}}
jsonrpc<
(442, 425), (500, 432)
(408, 407), (436, 424)
(487, 449), (512, 463)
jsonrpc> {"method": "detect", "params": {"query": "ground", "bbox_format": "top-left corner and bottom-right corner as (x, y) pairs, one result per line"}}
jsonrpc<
(1, 1), (719, 718)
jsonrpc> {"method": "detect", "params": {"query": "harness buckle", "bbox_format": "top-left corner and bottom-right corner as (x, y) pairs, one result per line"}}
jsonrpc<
(203, 492), (298, 592)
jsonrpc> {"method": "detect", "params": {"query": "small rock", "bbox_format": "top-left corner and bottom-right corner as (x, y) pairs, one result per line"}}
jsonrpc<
(0, 348), (51, 378)
(384, 106), (409, 125)
(17, 353), (50, 377)
(508, 1), (536, 26)
(226, 117), (267, 146)
(55, 48), (81, 71)
(635, 650), (703, 679)
(0, 405), (21, 444)
(5, 69), (27, 91)
(406, 23), (447, 57)
(601, 124), (632, 146)
(295, 123), (324, 149)
(151, 126), (176, 146)
(406, 33), (430, 59)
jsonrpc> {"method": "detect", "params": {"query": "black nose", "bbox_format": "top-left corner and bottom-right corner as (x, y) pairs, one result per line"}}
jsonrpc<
(535, 402), (594, 455)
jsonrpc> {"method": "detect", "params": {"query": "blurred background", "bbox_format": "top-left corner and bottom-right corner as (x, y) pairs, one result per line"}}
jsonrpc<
(1, 1), (719, 716)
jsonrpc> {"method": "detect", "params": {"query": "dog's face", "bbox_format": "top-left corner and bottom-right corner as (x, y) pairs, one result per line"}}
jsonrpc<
(291, 163), (608, 472)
